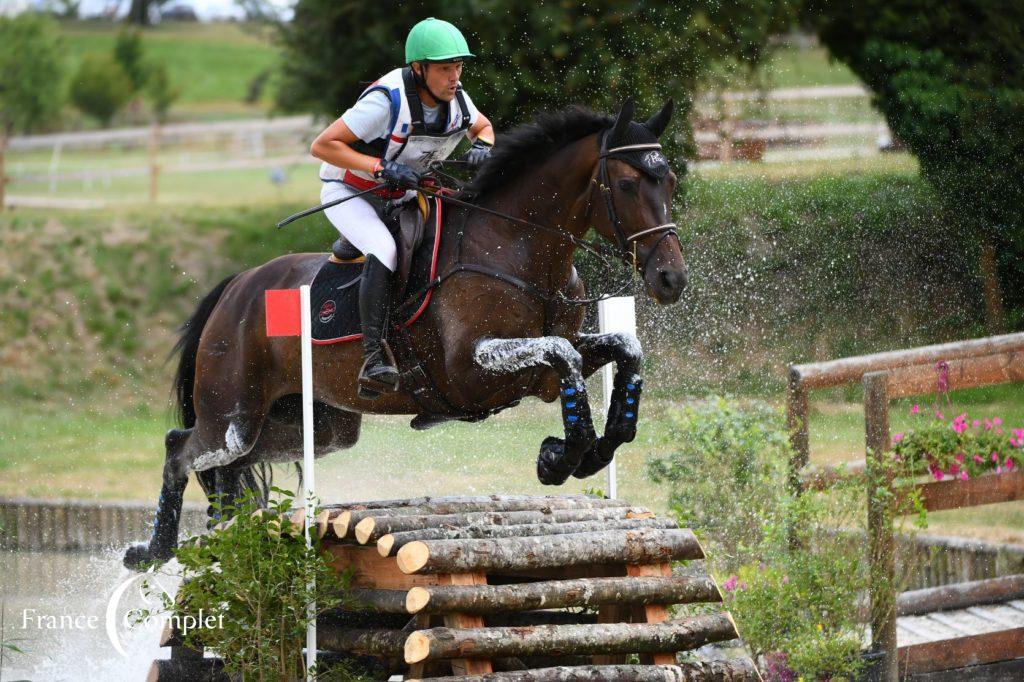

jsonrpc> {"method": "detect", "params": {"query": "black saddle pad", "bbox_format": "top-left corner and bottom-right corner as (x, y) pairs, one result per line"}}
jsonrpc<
(309, 198), (442, 344)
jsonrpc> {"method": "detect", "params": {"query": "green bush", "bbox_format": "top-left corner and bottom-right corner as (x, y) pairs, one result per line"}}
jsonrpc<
(70, 52), (133, 127)
(0, 13), (65, 135)
(647, 397), (867, 680)
(161, 489), (367, 680)
(146, 61), (181, 123)
(114, 29), (148, 94)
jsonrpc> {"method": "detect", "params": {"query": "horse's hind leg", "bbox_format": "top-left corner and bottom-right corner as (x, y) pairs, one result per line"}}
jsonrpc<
(474, 337), (597, 486)
(570, 332), (644, 479)
(124, 428), (192, 569)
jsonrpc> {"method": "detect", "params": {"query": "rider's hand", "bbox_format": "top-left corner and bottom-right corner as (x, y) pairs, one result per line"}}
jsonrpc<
(373, 159), (421, 188)
(462, 139), (493, 167)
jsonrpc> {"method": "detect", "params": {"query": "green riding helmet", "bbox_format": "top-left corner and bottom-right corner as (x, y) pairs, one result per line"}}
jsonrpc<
(405, 17), (475, 64)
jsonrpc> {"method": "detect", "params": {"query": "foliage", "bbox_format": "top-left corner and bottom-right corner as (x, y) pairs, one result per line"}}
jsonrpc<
(275, 0), (796, 158)
(146, 61), (182, 123)
(805, 1), (1024, 311)
(114, 29), (149, 94)
(0, 602), (31, 678)
(893, 404), (1024, 483)
(163, 488), (360, 681)
(70, 53), (134, 127)
(0, 13), (66, 135)
(647, 397), (867, 680)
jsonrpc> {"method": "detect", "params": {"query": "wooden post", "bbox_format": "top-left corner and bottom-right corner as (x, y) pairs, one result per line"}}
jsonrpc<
(787, 366), (810, 493)
(0, 129), (8, 211)
(865, 370), (897, 681)
(148, 123), (161, 203)
(627, 563), (676, 665)
(442, 572), (493, 676)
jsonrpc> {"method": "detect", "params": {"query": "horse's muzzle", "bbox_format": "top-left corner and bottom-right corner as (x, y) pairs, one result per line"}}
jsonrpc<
(645, 265), (687, 304)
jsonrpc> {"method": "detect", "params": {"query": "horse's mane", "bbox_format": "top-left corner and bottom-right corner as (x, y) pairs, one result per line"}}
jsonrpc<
(465, 106), (613, 199)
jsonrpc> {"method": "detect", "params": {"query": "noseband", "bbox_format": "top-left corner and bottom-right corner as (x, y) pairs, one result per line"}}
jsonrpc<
(594, 130), (680, 273)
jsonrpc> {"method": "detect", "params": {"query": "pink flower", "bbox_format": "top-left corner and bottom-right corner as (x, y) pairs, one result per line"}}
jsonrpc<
(1012, 437), (1021, 448)
(932, 467), (945, 481)
(973, 420), (980, 428)
(974, 455), (985, 464)
(936, 411), (945, 420)
(954, 421), (968, 434)
(993, 452), (1000, 462)
(1005, 458), (1015, 471)
(955, 453), (965, 463)
(949, 463), (960, 476)
(985, 419), (993, 430)
(892, 433), (905, 444)
(997, 465), (1003, 474)
(911, 404), (920, 415)
(781, 575), (790, 585)
(722, 575), (738, 592)
(993, 417), (1002, 426)
(960, 471), (969, 481)
(1013, 428), (1024, 440)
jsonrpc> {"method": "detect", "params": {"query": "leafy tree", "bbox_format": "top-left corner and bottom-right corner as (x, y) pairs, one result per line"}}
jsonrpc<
(805, 1), (1024, 331)
(146, 61), (181, 123)
(114, 29), (148, 94)
(0, 14), (66, 209)
(276, 0), (796, 158)
(70, 53), (134, 127)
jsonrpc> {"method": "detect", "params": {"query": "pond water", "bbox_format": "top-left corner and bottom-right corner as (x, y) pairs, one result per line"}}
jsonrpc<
(1, 548), (182, 681)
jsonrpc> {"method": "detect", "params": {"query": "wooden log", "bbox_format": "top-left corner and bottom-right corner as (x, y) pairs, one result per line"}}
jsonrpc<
(147, 658), (228, 682)
(353, 507), (649, 545)
(331, 496), (626, 539)
(897, 575), (1024, 617)
(316, 626), (408, 657)
(791, 332), (1024, 390)
(406, 575), (720, 614)
(397, 528), (703, 575)
(898, 627), (1024, 675)
(344, 588), (412, 613)
(379, 516), (672, 557)
(886, 352), (1024, 400)
(914, 470), (1024, 513)
(403, 612), (738, 663)
(407, 659), (761, 681)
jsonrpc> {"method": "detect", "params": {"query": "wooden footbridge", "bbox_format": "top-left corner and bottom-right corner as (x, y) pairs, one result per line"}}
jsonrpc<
(790, 331), (1024, 680)
(149, 494), (760, 681)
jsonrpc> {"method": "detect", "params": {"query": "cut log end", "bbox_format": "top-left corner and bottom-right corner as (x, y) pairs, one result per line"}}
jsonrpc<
(315, 509), (331, 539)
(355, 517), (376, 545)
(724, 610), (740, 639)
(377, 534), (396, 557)
(332, 511), (352, 539)
(397, 540), (431, 574)
(405, 630), (431, 663)
(406, 586), (430, 614)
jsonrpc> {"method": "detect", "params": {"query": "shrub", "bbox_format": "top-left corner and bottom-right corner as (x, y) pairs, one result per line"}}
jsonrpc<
(146, 61), (181, 123)
(647, 397), (867, 680)
(114, 29), (148, 94)
(70, 53), (133, 127)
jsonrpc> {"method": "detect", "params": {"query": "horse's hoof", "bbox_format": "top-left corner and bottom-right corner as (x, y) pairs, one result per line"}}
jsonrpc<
(537, 436), (573, 486)
(572, 437), (616, 479)
(123, 542), (171, 571)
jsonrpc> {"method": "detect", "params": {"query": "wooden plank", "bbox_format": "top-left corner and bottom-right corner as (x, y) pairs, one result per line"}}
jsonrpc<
(915, 470), (1024, 512)
(898, 627), (1024, 674)
(967, 604), (1024, 629)
(627, 563), (676, 665)
(443, 572), (493, 677)
(791, 332), (1024, 390)
(896, 615), (960, 642)
(925, 610), (1003, 636)
(323, 544), (444, 590)
(896, 624), (931, 647)
(887, 352), (1024, 400)
(897, 575), (1024, 616)
(906, 656), (1024, 682)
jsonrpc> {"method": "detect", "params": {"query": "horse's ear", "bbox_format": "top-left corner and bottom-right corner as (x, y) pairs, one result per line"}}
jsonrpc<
(644, 99), (674, 138)
(610, 97), (635, 141)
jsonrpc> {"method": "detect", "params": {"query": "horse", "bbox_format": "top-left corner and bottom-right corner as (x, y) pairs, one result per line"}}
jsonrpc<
(124, 98), (687, 569)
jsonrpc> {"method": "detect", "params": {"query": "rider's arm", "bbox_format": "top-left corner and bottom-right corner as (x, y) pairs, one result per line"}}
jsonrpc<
(469, 112), (494, 145)
(310, 118), (382, 175)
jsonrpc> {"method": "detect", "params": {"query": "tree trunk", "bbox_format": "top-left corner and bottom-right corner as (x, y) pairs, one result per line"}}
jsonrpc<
(316, 626), (407, 657)
(127, 0), (152, 26)
(406, 575), (721, 614)
(980, 235), (1006, 334)
(379, 516), (672, 557)
(406, 659), (760, 681)
(0, 130), (8, 212)
(403, 612), (738, 663)
(397, 529), (704, 575)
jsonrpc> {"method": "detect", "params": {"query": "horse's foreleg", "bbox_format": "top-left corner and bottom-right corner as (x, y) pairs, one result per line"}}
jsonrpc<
(572, 332), (644, 479)
(124, 428), (192, 569)
(474, 337), (597, 485)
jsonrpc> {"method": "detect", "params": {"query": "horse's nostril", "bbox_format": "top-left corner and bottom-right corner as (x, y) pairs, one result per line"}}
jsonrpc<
(659, 269), (687, 293)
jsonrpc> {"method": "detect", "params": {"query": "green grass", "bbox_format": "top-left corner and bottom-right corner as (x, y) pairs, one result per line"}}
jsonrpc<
(763, 46), (861, 89)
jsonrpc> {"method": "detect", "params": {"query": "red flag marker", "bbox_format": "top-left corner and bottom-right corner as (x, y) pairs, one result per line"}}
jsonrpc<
(265, 289), (302, 337)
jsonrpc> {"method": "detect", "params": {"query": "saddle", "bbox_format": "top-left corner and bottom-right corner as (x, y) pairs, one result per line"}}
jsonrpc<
(311, 193), (440, 344)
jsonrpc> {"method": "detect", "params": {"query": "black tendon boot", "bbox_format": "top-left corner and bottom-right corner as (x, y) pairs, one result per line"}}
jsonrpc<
(357, 254), (400, 399)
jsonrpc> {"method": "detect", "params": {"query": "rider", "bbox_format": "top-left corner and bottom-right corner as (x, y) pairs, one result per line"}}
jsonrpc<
(311, 17), (495, 400)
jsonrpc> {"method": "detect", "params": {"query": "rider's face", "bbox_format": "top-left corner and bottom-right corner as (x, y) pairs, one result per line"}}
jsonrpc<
(416, 61), (463, 103)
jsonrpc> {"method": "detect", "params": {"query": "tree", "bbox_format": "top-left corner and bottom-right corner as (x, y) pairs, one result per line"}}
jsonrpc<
(114, 29), (148, 94)
(70, 53), (134, 128)
(146, 61), (181, 123)
(276, 1), (796, 159)
(0, 14), (66, 210)
(126, 0), (169, 26)
(805, 1), (1024, 332)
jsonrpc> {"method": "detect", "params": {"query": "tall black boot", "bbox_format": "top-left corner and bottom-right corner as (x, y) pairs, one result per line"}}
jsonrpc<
(357, 254), (400, 399)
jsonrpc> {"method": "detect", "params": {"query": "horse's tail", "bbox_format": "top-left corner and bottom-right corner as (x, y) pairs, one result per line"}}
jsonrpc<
(169, 273), (273, 506)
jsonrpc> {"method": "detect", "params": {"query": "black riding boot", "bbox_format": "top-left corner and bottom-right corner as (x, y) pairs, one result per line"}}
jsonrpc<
(357, 254), (400, 399)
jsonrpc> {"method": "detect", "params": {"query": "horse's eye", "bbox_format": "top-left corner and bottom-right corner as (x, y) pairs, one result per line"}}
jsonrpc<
(617, 179), (638, 194)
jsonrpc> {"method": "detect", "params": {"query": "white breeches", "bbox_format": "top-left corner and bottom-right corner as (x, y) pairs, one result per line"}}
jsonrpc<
(321, 181), (398, 272)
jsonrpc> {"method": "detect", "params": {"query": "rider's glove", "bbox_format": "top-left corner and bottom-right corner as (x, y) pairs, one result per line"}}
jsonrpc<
(462, 139), (493, 167)
(373, 159), (421, 188)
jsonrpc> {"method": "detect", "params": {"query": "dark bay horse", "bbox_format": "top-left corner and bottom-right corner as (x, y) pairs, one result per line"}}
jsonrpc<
(124, 99), (687, 569)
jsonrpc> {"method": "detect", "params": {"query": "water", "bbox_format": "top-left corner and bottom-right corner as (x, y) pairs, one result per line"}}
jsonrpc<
(1, 548), (182, 681)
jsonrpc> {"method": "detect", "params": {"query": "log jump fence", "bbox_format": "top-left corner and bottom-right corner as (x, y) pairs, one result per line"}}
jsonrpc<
(148, 493), (761, 681)
(787, 332), (1024, 681)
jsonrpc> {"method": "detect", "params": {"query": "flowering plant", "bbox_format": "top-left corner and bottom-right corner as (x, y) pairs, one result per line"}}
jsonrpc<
(892, 405), (1024, 482)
